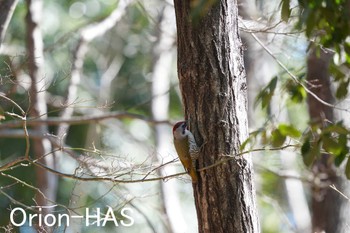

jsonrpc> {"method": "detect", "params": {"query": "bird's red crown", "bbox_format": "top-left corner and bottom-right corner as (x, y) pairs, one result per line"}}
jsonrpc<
(172, 121), (187, 132)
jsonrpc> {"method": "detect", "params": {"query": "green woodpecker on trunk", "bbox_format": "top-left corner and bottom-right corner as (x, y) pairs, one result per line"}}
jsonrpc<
(173, 121), (199, 183)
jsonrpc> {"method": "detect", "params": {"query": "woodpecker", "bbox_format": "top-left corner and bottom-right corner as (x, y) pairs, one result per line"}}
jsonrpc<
(173, 121), (199, 183)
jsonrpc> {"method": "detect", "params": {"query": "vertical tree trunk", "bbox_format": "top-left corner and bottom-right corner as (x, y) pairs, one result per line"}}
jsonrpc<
(173, 1), (260, 232)
(307, 46), (350, 233)
(26, 0), (57, 230)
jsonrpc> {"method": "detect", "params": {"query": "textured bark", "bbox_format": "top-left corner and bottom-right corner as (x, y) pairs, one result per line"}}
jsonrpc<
(307, 47), (350, 233)
(174, 1), (260, 232)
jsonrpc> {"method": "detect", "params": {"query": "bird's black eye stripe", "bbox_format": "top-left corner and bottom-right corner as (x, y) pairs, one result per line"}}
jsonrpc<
(182, 123), (186, 134)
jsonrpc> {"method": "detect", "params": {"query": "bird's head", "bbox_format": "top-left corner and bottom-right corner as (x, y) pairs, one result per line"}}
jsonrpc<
(173, 121), (189, 140)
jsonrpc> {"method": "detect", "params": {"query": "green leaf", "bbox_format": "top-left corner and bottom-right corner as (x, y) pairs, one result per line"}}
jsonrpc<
(343, 42), (350, 55)
(278, 124), (301, 138)
(334, 134), (349, 165)
(322, 136), (342, 155)
(334, 151), (347, 166)
(254, 77), (278, 109)
(271, 129), (286, 147)
(281, 0), (291, 22)
(345, 158), (350, 179)
(323, 123), (349, 135)
(301, 139), (320, 166)
(240, 138), (250, 151)
(301, 140), (313, 166)
(336, 79), (349, 99)
(301, 139), (311, 156)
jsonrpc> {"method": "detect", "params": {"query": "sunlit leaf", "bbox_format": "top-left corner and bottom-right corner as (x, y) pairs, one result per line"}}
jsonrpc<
(278, 124), (301, 138)
(322, 136), (342, 156)
(281, 0), (291, 22)
(271, 128), (286, 147)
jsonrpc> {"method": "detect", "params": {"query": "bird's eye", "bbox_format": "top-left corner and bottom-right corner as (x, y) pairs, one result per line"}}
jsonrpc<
(181, 123), (186, 134)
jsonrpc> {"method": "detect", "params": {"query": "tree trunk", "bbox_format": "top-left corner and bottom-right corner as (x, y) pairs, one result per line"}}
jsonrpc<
(307, 46), (350, 233)
(26, 0), (57, 231)
(173, 1), (260, 232)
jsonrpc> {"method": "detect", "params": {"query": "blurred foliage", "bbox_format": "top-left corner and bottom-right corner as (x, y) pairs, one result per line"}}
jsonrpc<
(0, 0), (184, 232)
(281, 0), (350, 98)
(0, 0), (349, 232)
(249, 0), (350, 179)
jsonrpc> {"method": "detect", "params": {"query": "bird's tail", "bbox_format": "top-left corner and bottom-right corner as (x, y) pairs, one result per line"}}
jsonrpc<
(189, 166), (198, 183)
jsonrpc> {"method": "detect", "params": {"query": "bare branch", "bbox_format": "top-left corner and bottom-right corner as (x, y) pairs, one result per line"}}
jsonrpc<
(198, 144), (299, 172)
(0, 111), (171, 129)
(329, 184), (350, 202)
(239, 18), (349, 113)
(0, 93), (26, 116)
(57, 0), (134, 138)
(0, 94), (30, 159)
(33, 160), (187, 183)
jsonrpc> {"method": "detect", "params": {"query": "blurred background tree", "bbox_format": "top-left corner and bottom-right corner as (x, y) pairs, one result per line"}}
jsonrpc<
(0, 0), (349, 232)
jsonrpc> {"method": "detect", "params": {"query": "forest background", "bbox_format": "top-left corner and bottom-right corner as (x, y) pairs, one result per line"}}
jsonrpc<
(0, 0), (350, 232)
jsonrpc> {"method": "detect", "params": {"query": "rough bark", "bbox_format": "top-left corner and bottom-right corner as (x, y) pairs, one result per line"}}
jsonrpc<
(173, 1), (260, 232)
(307, 47), (350, 233)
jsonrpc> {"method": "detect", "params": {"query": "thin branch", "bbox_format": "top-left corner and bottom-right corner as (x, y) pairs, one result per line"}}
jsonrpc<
(0, 129), (303, 184)
(198, 144), (298, 172)
(0, 93), (26, 116)
(0, 189), (36, 211)
(239, 18), (349, 113)
(0, 172), (50, 202)
(329, 184), (350, 202)
(0, 111), (171, 129)
(57, 0), (134, 138)
(0, 172), (78, 216)
(128, 201), (158, 233)
(0, 157), (27, 171)
(256, 165), (312, 184)
(32, 160), (187, 183)
(0, 94), (30, 158)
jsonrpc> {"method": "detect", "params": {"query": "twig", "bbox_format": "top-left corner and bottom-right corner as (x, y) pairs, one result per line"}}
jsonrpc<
(0, 94), (30, 158)
(239, 18), (349, 113)
(198, 144), (298, 172)
(0, 189), (36, 211)
(0, 93), (25, 115)
(57, 0), (134, 139)
(32, 160), (187, 183)
(0, 111), (171, 129)
(0, 157), (27, 171)
(329, 184), (350, 202)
